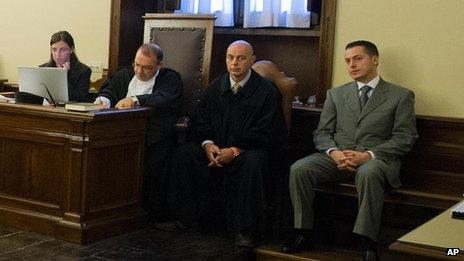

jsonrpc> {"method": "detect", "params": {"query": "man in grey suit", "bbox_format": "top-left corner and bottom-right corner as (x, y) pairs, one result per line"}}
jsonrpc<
(281, 40), (418, 261)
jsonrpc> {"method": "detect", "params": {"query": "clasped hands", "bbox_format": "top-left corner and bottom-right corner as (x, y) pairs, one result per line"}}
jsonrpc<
(204, 143), (238, 168)
(329, 149), (371, 172)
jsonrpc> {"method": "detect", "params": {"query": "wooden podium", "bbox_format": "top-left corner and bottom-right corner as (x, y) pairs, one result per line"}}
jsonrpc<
(0, 102), (149, 244)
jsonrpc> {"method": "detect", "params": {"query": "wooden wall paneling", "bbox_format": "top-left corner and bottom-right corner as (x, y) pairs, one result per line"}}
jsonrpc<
(109, 0), (158, 76)
(109, 0), (337, 103)
(210, 34), (320, 99)
(317, 0), (337, 103)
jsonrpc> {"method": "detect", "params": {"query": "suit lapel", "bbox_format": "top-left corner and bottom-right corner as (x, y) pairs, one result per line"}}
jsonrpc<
(344, 82), (361, 116)
(358, 78), (389, 121)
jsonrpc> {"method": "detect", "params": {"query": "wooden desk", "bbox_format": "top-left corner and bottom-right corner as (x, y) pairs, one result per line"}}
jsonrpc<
(0, 102), (149, 244)
(389, 202), (464, 260)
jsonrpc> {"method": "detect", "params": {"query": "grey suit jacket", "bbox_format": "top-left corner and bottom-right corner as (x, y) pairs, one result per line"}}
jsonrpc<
(314, 78), (418, 187)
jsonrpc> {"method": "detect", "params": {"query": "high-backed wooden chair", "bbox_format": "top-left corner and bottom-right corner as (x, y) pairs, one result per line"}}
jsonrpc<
(252, 60), (298, 129)
(143, 14), (215, 140)
(252, 60), (298, 236)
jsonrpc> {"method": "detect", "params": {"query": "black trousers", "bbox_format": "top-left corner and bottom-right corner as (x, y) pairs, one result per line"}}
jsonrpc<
(143, 137), (176, 221)
(167, 141), (270, 234)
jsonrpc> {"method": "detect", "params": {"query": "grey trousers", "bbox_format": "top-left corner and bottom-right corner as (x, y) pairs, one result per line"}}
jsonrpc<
(289, 153), (387, 241)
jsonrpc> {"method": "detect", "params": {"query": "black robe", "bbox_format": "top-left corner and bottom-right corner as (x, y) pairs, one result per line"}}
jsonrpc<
(40, 60), (91, 102)
(98, 67), (182, 145)
(98, 67), (183, 220)
(191, 70), (287, 150)
(169, 70), (287, 234)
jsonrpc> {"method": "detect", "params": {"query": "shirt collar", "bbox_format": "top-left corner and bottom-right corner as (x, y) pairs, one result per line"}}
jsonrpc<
(229, 69), (252, 89)
(356, 75), (380, 90)
(138, 68), (159, 84)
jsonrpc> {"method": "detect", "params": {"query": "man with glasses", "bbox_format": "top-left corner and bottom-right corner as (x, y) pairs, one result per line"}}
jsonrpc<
(96, 43), (182, 221)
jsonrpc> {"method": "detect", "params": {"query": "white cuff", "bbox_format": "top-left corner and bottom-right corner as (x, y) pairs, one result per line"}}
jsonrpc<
(366, 150), (375, 160)
(131, 96), (139, 106)
(95, 96), (111, 108)
(326, 148), (338, 156)
(201, 140), (214, 148)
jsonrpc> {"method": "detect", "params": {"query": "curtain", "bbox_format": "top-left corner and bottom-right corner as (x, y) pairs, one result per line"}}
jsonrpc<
(176, 0), (234, 26)
(243, 0), (311, 28)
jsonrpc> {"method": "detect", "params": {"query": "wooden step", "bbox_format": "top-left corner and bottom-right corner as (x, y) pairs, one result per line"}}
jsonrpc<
(255, 244), (360, 261)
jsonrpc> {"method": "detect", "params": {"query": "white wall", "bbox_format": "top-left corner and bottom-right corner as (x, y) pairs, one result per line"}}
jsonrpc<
(0, 0), (111, 83)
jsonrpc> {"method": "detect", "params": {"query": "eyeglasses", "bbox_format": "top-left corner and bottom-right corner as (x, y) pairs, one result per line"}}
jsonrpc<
(133, 62), (158, 72)
(51, 48), (71, 54)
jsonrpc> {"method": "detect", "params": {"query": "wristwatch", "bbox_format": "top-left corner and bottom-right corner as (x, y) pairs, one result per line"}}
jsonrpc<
(230, 147), (240, 158)
(131, 96), (139, 106)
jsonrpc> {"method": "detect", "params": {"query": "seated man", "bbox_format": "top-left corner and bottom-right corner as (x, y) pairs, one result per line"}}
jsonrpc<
(96, 43), (183, 221)
(281, 40), (418, 261)
(163, 40), (287, 247)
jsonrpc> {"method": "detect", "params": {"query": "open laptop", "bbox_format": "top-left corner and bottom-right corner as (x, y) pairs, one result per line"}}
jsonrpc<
(18, 66), (68, 104)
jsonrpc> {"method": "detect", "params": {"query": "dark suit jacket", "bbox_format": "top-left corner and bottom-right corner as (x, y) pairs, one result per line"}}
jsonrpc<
(40, 60), (91, 102)
(314, 78), (418, 187)
(98, 67), (182, 145)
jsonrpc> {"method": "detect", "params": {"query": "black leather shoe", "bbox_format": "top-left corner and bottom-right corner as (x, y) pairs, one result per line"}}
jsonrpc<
(234, 232), (255, 248)
(281, 233), (312, 253)
(363, 250), (379, 261)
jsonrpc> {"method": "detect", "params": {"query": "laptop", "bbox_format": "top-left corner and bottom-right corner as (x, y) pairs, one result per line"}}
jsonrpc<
(18, 66), (69, 104)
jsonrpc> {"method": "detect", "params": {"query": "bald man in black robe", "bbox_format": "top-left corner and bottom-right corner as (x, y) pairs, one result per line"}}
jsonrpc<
(163, 40), (287, 247)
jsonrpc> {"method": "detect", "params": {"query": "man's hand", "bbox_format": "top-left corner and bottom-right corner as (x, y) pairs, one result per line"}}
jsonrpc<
(216, 148), (235, 165)
(98, 100), (109, 109)
(343, 150), (372, 166)
(204, 143), (222, 167)
(115, 97), (135, 109)
(329, 149), (357, 172)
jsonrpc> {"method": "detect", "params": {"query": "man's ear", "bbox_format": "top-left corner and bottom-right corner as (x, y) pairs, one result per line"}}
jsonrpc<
(372, 55), (379, 65)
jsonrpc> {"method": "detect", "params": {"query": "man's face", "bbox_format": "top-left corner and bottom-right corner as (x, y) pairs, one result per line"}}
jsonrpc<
(344, 46), (378, 83)
(51, 40), (73, 67)
(133, 50), (161, 81)
(226, 43), (255, 82)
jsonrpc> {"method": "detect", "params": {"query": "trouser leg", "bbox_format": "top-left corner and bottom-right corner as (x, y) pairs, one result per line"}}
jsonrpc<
(143, 138), (175, 221)
(289, 153), (346, 229)
(353, 159), (387, 241)
(224, 150), (269, 234)
(167, 141), (210, 224)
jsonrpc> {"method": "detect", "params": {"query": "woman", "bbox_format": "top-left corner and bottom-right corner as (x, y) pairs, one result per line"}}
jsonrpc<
(40, 31), (91, 102)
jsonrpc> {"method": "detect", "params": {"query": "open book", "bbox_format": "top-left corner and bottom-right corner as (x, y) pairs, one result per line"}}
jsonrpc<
(65, 102), (100, 112)
(0, 94), (15, 103)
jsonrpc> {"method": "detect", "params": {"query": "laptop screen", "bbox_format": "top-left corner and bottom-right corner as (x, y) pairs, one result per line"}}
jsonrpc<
(18, 66), (68, 102)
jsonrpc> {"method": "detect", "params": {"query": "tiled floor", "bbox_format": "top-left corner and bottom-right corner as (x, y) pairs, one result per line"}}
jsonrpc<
(0, 221), (414, 261)
(0, 224), (253, 261)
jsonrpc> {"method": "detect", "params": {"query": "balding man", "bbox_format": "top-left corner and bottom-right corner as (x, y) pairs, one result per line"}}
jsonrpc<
(161, 40), (287, 247)
(96, 43), (183, 221)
